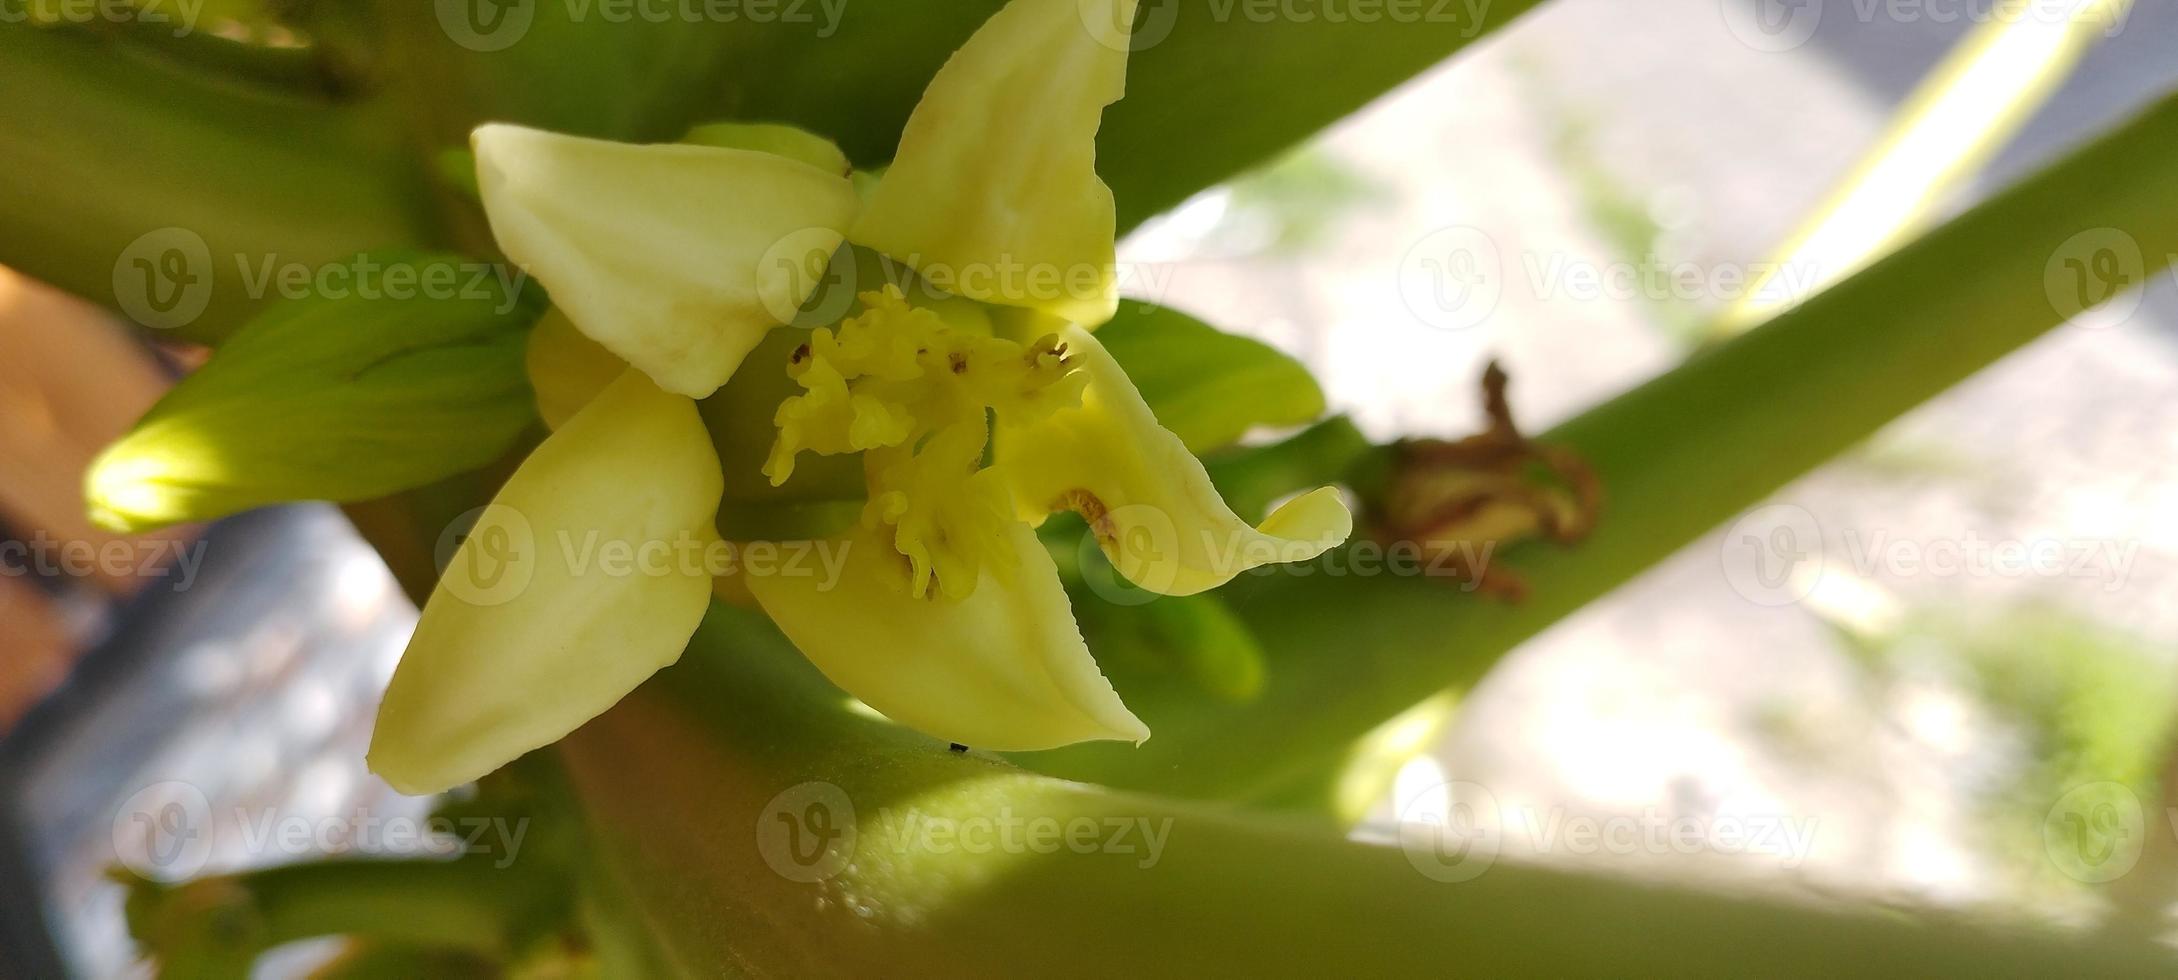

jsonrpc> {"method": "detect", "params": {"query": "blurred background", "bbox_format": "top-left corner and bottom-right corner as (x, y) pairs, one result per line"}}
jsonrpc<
(4, 0), (2177, 973)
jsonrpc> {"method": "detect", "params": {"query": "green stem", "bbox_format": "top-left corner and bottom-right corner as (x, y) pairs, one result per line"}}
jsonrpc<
(0, 23), (436, 344)
(242, 858), (530, 950)
(123, 856), (540, 972)
(562, 606), (2178, 974)
(1018, 90), (2178, 800)
(1203, 415), (1379, 521)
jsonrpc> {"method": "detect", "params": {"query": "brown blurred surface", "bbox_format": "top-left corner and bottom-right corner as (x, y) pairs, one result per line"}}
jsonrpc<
(0, 266), (191, 726)
(0, 574), (69, 729)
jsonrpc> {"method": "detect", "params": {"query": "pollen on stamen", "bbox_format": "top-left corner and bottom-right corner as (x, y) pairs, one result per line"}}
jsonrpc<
(1058, 488), (1114, 545)
(762, 287), (1088, 600)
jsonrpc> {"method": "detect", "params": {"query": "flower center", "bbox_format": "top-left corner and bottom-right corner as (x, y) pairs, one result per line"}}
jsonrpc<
(764, 286), (1085, 599)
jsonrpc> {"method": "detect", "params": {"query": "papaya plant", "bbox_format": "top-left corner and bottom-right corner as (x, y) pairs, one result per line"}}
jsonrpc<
(5, 0), (2176, 974)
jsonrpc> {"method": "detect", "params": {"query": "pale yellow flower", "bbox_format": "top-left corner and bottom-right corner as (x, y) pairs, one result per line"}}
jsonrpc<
(369, 0), (1350, 795)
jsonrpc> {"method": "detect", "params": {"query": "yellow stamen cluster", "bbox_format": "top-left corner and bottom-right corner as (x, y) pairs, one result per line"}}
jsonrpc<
(766, 286), (1085, 598)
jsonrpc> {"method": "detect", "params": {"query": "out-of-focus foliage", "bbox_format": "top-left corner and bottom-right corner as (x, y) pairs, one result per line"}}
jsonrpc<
(1095, 300), (1325, 453)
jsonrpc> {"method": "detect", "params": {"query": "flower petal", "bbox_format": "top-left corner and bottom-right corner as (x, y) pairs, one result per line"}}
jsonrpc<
(524, 307), (623, 430)
(996, 326), (1352, 596)
(743, 522), (1148, 751)
(850, 0), (1134, 326)
(474, 123), (860, 397)
(369, 368), (724, 795)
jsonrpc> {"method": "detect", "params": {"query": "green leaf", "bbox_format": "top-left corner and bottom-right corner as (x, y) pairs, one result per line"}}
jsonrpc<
(1097, 300), (1324, 453)
(86, 252), (542, 532)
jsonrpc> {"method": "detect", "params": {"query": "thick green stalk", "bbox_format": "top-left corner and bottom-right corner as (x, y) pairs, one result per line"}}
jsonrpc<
(562, 607), (2177, 975)
(1017, 90), (2178, 800)
(0, 24), (435, 344)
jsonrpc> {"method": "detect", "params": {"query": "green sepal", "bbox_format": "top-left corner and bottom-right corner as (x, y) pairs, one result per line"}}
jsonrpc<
(86, 251), (544, 532)
(680, 120), (852, 176)
(1072, 586), (1269, 704)
(436, 147), (481, 202)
